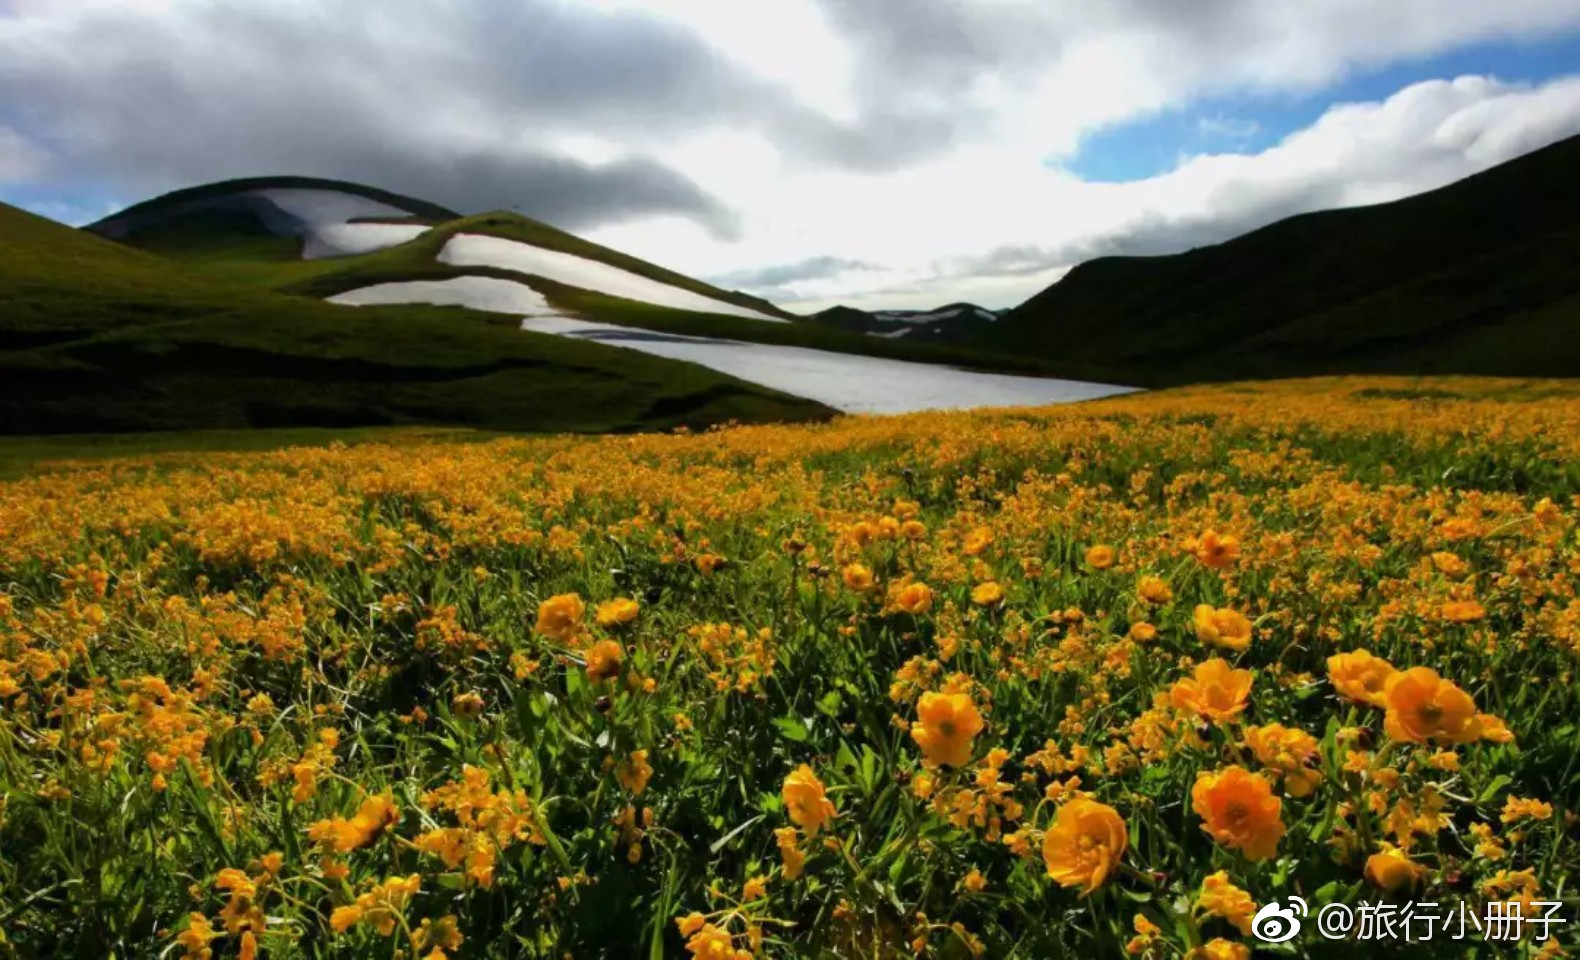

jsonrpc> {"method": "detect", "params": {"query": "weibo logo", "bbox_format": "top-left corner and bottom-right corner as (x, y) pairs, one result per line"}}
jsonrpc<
(1251, 897), (1308, 943)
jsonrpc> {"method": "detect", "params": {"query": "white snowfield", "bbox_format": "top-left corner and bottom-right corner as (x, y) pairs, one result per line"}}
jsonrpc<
(439, 233), (787, 323)
(255, 189), (431, 260)
(300, 222), (430, 259)
(517, 317), (1136, 414)
(328, 276), (563, 316)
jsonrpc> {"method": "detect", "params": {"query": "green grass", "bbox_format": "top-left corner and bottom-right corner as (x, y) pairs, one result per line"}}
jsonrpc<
(135, 207), (1122, 382)
(1, 201), (836, 436)
(107, 209), (308, 262)
(0, 425), (500, 480)
(989, 133), (1580, 386)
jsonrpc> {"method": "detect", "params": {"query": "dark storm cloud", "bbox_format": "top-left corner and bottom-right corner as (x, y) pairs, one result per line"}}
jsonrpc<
(0, 0), (1044, 227)
(0, 0), (759, 234)
(707, 256), (880, 289)
(954, 193), (1350, 284)
(0, 0), (1349, 226)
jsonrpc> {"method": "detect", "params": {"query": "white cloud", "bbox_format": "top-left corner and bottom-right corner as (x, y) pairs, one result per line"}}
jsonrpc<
(0, 125), (46, 181)
(593, 73), (1580, 312)
(5, 0), (1580, 309)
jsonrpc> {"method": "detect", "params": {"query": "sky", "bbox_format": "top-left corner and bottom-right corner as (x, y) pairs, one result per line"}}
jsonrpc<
(2, 1), (1580, 312)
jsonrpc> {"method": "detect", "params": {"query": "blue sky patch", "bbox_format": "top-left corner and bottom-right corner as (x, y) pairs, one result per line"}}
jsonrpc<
(1059, 30), (1580, 183)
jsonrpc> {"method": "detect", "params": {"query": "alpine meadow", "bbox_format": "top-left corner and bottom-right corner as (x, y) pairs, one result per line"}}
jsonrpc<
(3, 378), (1579, 958)
(5, 2), (1580, 958)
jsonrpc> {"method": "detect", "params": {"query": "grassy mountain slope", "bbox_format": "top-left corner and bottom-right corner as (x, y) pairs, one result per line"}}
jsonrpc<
(120, 201), (1105, 380)
(95, 183), (793, 319)
(90, 175), (460, 227)
(991, 133), (1580, 386)
(0, 201), (834, 434)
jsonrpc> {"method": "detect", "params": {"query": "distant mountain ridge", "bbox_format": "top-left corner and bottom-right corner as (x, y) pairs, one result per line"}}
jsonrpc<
(986, 133), (1580, 385)
(810, 301), (1004, 341)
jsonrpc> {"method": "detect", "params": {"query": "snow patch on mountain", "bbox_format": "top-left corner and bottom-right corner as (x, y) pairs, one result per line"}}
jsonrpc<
(329, 276), (563, 316)
(439, 234), (787, 323)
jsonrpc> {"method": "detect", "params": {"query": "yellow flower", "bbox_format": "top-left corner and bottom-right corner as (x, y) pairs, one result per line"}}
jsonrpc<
(782, 765), (836, 835)
(175, 913), (218, 959)
(891, 581), (934, 615)
(1194, 530), (1240, 569)
(1137, 575), (1172, 604)
(1383, 667), (1481, 744)
(1244, 723), (1322, 797)
(308, 793), (399, 853)
(1327, 649), (1396, 708)
(1041, 797), (1128, 894)
(1441, 599), (1486, 623)
(451, 691), (484, 719)
(742, 875), (768, 901)
(962, 527), (994, 556)
(910, 691), (985, 767)
(676, 912), (707, 937)
(775, 826), (806, 879)
(684, 923), (736, 960)
(970, 581), (1005, 607)
(1126, 913), (1163, 955)
(1501, 796), (1554, 823)
(963, 868), (988, 893)
(585, 639), (625, 683)
(1192, 766), (1285, 861)
(1196, 871), (1257, 935)
(1478, 713), (1516, 744)
(535, 593), (585, 641)
(1193, 604), (1252, 651)
(1169, 658), (1252, 724)
(595, 597), (640, 628)
(415, 916), (464, 954)
(1085, 544), (1116, 570)
(1128, 622), (1158, 642)
(617, 749), (653, 796)
(1187, 939), (1250, 960)
(842, 562), (874, 592)
(1365, 842), (1423, 891)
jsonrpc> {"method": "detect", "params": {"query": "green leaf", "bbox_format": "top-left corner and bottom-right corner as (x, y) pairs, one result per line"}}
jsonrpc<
(835, 741), (859, 776)
(859, 746), (881, 793)
(1478, 774), (1512, 805)
(773, 716), (810, 742)
(709, 814), (766, 854)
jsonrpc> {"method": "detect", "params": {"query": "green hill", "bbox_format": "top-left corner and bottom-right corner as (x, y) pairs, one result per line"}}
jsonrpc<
(89, 179), (792, 319)
(90, 181), (1084, 379)
(0, 201), (834, 435)
(89, 174), (460, 229)
(990, 133), (1580, 386)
